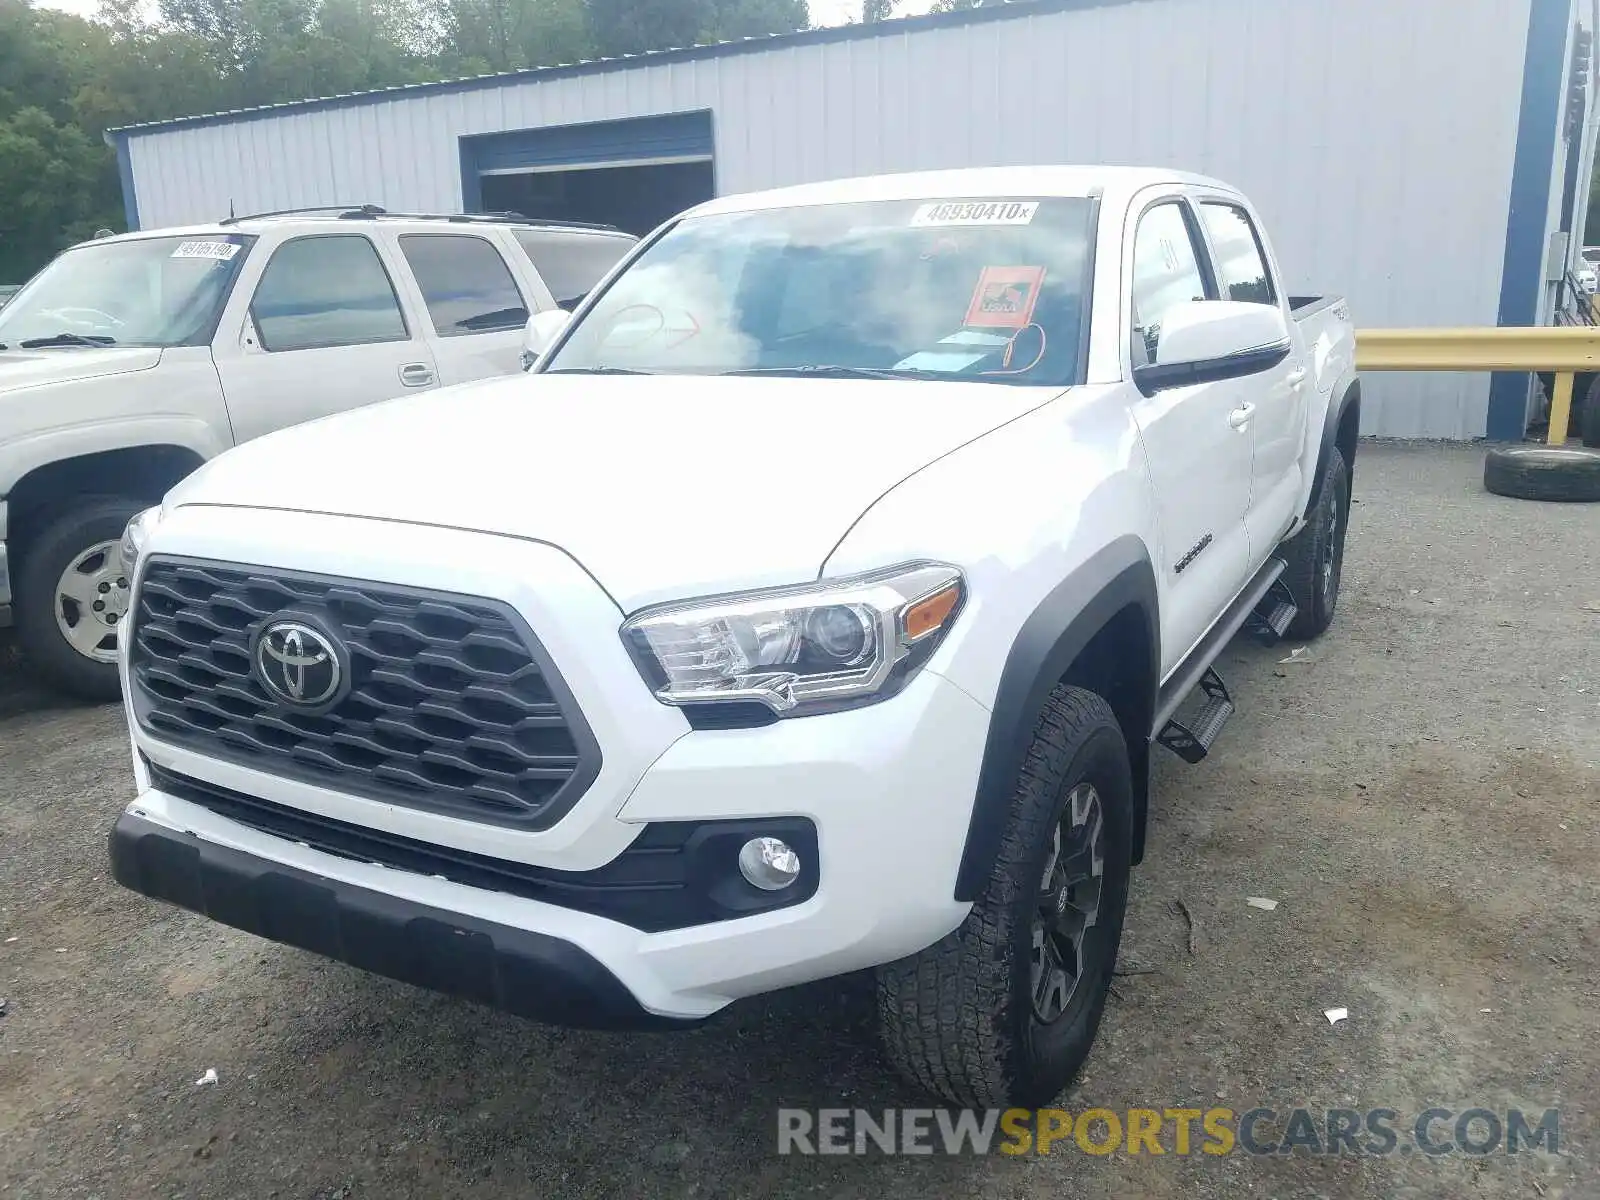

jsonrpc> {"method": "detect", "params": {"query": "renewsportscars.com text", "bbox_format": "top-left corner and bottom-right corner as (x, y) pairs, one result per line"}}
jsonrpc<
(776, 1106), (1561, 1157)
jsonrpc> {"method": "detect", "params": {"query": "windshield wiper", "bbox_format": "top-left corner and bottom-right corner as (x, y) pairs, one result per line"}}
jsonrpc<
(19, 332), (116, 349)
(721, 365), (926, 381)
(541, 366), (654, 375)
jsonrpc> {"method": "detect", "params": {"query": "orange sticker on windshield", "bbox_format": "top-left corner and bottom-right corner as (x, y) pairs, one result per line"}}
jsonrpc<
(965, 266), (1046, 330)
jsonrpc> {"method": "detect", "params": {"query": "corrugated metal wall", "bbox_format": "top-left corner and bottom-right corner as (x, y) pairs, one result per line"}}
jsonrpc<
(124, 0), (1537, 438)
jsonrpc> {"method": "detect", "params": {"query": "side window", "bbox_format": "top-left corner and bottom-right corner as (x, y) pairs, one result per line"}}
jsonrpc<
(1129, 202), (1210, 366)
(251, 235), (408, 352)
(1199, 203), (1276, 305)
(399, 234), (528, 336)
(512, 231), (634, 309)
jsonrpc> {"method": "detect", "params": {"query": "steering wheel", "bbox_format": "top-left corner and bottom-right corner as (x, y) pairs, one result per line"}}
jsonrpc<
(42, 306), (125, 329)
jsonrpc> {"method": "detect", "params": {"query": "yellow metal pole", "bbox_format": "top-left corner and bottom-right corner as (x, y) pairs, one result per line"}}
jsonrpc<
(1547, 371), (1575, 445)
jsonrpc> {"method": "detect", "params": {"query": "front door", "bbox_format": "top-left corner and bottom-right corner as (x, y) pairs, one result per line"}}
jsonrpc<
(1125, 199), (1255, 677)
(215, 232), (438, 445)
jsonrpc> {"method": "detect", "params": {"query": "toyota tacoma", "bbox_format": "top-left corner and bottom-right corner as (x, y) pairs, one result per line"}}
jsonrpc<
(109, 167), (1360, 1107)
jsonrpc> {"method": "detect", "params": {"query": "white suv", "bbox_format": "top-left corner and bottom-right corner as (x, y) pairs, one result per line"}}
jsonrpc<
(0, 209), (635, 698)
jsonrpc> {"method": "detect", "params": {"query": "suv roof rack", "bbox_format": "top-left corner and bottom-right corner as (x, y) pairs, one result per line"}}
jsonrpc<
(218, 204), (621, 232)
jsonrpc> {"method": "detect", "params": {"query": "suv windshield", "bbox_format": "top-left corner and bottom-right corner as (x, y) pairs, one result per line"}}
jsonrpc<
(0, 235), (254, 349)
(540, 197), (1096, 386)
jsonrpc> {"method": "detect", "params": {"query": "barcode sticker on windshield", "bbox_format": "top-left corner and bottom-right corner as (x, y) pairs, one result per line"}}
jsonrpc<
(171, 240), (240, 261)
(911, 201), (1039, 227)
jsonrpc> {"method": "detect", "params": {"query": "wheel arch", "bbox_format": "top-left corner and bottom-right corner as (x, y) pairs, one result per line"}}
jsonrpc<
(5, 445), (205, 557)
(1304, 375), (1360, 520)
(953, 536), (1159, 901)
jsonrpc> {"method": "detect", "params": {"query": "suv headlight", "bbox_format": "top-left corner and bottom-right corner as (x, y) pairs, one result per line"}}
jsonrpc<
(621, 563), (964, 718)
(119, 505), (162, 576)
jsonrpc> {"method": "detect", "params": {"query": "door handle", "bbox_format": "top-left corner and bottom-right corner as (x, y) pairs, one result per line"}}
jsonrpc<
(1286, 367), (1308, 391)
(399, 362), (434, 388)
(1228, 402), (1256, 430)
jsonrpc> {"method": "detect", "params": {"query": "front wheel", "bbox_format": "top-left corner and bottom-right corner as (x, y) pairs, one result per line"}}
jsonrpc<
(876, 685), (1133, 1108)
(14, 497), (141, 702)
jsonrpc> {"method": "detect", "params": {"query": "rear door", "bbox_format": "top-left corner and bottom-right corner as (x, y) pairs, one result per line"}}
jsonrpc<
(1193, 196), (1307, 556)
(215, 232), (439, 445)
(395, 232), (532, 385)
(511, 229), (636, 311)
(1123, 194), (1256, 676)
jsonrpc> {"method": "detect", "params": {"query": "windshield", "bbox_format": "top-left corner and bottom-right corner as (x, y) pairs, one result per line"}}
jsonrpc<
(0, 235), (254, 349)
(539, 196), (1096, 385)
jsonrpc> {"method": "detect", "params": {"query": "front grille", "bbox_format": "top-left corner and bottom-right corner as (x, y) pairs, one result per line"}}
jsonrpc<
(144, 762), (819, 933)
(129, 557), (599, 829)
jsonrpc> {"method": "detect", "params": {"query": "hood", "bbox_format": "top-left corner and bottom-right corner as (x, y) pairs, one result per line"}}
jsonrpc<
(168, 373), (1056, 610)
(0, 347), (164, 394)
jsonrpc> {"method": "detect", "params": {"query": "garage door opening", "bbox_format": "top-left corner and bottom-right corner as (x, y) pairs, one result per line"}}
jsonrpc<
(480, 159), (713, 236)
(462, 111), (716, 237)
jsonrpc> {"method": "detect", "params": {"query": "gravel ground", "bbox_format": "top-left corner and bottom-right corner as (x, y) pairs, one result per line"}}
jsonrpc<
(1, 440), (1596, 1199)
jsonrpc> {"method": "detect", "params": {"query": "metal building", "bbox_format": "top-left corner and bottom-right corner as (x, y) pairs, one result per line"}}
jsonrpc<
(108, 0), (1599, 441)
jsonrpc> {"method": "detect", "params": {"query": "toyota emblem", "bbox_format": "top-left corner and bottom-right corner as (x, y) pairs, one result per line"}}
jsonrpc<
(254, 619), (345, 708)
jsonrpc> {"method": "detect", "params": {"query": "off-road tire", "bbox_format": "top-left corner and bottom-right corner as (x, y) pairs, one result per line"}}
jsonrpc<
(1280, 444), (1349, 640)
(14, 496), (141, 702)
(1483, 445), (1600, 502)
(876, 685), (1132, 1108)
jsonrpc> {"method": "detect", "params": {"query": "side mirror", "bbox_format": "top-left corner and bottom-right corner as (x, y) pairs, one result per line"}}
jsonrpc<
(1135, 300), (1290, 392)
(521, 309), (572, 371)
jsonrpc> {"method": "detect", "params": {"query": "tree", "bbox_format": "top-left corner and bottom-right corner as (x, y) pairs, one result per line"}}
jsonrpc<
(441, 0), (591, 74)
(0, 107), (121, 281)
(583, 0), (806, 57)
(862, 0), (893, 21)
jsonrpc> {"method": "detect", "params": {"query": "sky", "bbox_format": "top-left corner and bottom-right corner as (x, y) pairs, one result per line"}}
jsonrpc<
(35, 0), (939, 28)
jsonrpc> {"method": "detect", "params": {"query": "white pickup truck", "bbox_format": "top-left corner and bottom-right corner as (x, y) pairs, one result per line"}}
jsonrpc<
(0, 209), (636, 698)
(109, 167), (1359, 1107)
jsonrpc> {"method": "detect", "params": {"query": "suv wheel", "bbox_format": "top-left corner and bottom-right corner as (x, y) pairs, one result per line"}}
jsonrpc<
(876, 684), (1132, 1107)
(14, 497), (140, 702)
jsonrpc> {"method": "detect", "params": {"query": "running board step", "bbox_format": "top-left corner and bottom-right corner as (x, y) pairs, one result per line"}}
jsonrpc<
(1246, 578), (1298, 646)
(1155, 668), (1235, 763)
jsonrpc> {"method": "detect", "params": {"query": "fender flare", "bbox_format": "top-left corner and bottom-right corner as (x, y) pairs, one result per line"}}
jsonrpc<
(953, 536), (1159, 901)
(0, 416), (223, 501)
(1302, 372), (1361, 518)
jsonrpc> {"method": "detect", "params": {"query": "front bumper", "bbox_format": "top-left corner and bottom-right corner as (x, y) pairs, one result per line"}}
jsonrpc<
(109, 810), (694, 1030)
(117, 504), (992, 1021)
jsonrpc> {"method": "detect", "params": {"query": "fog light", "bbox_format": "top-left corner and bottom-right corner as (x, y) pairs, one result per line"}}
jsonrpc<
(737, 836), (801, 891)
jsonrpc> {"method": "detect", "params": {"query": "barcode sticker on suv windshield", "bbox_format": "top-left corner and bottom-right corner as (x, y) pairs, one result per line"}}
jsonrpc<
(911, 201), (1039, 227)
(171, 241), (240, 261)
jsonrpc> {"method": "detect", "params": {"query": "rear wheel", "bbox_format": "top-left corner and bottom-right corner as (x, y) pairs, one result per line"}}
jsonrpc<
(1280, 444), (1349, 640)
(876, 685), (1132, 1107)
(14, 497), (140, 701)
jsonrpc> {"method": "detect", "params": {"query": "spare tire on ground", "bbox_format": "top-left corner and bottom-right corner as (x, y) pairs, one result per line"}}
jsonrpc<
(1483, 445), (1600, 502)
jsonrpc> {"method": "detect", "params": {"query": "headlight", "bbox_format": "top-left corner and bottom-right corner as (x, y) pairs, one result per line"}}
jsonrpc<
(119, 505), (162, 576)
(621, 563), (965, 718)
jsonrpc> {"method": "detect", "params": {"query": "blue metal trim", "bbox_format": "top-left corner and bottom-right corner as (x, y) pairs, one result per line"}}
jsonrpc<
(459, 139), (482, 212)
(1489, 0), (1571, 441)
(112, 131), (140, 231)
(107, 0), (1127, 138)
(466, 111), (713, 173)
